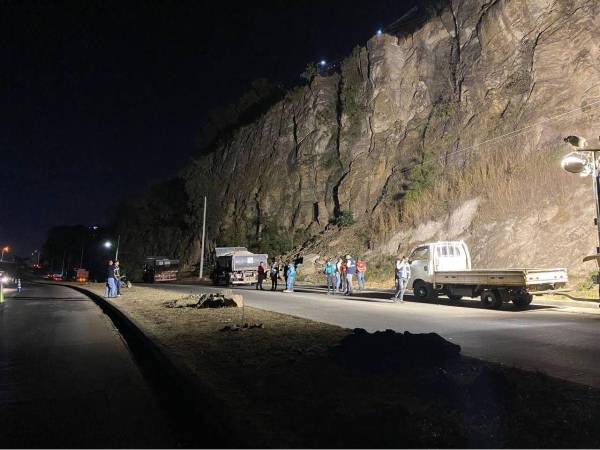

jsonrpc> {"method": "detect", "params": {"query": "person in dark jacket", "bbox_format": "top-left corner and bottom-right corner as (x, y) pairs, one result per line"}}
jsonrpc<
(256, 261), (267, 290)
(283, 262), (289, 286)
(270, 260), (279, 291)
(104, 260), (116, 298)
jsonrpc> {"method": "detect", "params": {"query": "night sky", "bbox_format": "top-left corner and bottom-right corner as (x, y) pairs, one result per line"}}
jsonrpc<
(1, 0), (417, 256)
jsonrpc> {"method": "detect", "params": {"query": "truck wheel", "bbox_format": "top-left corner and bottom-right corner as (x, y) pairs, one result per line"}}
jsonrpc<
(413, 280), (434, 299)
(512, 290), (532, 308)
(480, 289), (502, 309)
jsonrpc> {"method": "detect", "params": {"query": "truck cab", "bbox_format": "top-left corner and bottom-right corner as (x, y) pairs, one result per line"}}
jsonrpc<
(408, 241), (471, 291)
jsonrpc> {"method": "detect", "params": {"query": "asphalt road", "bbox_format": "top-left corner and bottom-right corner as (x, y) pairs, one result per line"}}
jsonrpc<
(147, 282), (600, 388)
(0, 283), (178, 448)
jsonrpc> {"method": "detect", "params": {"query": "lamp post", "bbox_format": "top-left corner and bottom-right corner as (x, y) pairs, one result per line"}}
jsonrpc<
(561, 135), (600, 300)
(103, 235), (120, 261)
(1, 246), (9, 262)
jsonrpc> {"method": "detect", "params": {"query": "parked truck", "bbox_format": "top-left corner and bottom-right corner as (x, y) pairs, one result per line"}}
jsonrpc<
(407, 241), (568, 309)
(143, 257), (179, 283)
(212, 247), (268, 286)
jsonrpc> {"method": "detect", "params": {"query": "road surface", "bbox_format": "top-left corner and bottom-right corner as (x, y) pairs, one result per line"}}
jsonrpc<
(147, 282), (600, 387)
(0, 283), (178, 447)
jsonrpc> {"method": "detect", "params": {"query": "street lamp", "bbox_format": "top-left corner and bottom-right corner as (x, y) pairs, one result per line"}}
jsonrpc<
(32, 249), (40, 267)
(376, 29), (383, 36)
(1, 246), (10, 262)
(103, 235), (121, 260)
(561, 135), (600, 299)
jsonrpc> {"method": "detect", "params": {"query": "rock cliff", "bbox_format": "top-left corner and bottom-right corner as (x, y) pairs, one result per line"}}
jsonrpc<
(123, 0), (600, 280)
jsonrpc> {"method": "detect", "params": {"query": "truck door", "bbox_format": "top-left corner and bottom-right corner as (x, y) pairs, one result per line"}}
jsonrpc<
(408, 245), (432, 288)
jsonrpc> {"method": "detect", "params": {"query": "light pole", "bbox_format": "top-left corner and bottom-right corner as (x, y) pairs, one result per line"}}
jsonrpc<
(561, 135), (600, 299)
(32, 249), (40, 266)
(199, 196), (207, 279)
(103, 235), (120, 261)
(1, 246), (9, 262)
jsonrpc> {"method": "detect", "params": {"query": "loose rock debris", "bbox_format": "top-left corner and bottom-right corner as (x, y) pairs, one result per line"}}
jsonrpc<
(220, 323), (264, 332)
(163, 292), (243, 309)
(334, 328), (461, 370)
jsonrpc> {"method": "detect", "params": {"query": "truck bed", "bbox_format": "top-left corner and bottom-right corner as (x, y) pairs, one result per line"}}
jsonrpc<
(433, 268), (568, 288)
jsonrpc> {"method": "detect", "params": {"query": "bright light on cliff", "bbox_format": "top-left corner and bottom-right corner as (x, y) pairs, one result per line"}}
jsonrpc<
(561, 152), (591, 177)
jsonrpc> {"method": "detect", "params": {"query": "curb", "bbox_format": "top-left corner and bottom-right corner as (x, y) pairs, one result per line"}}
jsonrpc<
(59, 283), (241, 448)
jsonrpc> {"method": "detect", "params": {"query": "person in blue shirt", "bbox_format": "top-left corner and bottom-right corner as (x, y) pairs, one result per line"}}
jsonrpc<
(323, 258), (336, 294)
(284, 261), (296, 293)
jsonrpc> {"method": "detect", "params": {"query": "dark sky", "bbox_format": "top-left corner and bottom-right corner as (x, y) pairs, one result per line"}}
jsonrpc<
(1, 0), (417, 256)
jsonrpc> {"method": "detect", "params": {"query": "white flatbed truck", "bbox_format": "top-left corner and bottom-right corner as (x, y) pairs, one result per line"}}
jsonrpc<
(407, 241), (568, 309)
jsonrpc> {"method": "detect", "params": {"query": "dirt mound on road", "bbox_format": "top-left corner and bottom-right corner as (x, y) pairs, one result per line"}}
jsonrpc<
(334, 328), (461, 371)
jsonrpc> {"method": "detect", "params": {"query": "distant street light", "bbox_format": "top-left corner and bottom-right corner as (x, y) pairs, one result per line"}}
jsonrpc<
(319, 60), (326, 66)
(103, 241), (112, 249)
(32, 249), (40, 266)
(376, 29), (383, 36)
(561, 135), (600, 300)
(1, 246), (10, 262)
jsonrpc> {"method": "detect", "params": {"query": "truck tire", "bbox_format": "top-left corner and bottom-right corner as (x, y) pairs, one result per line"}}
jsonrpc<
(512, 289), (532, 308)
(480, 289), (503, 309)
(413, 280), (434, 300)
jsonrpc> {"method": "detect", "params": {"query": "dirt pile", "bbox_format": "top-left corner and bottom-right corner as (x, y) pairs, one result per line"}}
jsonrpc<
(163, 292), (243, 309)
(334, 328), (461, 370)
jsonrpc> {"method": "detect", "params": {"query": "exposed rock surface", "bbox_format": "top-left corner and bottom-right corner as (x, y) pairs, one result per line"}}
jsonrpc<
(124, 0), (600, 279)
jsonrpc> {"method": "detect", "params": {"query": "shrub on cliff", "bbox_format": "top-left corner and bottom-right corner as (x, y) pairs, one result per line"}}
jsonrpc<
(331, 210), (356, 228)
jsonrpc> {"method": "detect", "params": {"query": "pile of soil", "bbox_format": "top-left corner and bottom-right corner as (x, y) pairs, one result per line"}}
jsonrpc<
(334, 328), (461, 370)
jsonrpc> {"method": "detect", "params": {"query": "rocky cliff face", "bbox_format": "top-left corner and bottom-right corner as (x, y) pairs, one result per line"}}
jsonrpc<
(170, 0), (600, 279)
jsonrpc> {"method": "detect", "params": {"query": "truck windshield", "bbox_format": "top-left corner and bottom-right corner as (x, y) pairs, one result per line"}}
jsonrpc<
(411, 247), (429, 261)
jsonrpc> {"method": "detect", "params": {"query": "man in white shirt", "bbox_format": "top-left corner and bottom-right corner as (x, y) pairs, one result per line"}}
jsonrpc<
(391, 256), (410, 302)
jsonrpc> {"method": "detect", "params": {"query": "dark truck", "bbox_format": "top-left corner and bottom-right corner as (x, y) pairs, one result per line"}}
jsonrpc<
(143, 257), (179, 283)
(211, 247), (268, 286)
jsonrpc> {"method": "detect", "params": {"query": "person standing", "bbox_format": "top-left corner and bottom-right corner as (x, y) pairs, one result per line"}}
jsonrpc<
(356, 257), (366, 291)
(283, 262), (289, 287)
(104, 260), (116, 299)
(345, 254), (356, 296)
(392, 256), (411, 302)
(256, 261), (266, 290)
(16, 278), (22, 293)
(335, 257), (343, 294)
(340, 258), (348, 294)
(284, 261), (296, 293)
(114, 261), (121, 297)
(270, 260), (279, 291)
(323, 258), (336, 295)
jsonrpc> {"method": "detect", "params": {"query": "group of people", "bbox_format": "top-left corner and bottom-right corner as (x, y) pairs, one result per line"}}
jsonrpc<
(322, 255), (366, 296)
(256, 259), (297, 293)
(256, 254), (412, 301)
(104, 260), (123, 299)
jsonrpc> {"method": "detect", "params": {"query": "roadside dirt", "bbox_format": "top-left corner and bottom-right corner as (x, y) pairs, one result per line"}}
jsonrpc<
(77, 282), (600, 448)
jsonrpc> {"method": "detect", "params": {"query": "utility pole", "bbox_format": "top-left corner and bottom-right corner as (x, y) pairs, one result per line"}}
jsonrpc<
(199, 196), (207, 279)
(80, 240), (85, 268)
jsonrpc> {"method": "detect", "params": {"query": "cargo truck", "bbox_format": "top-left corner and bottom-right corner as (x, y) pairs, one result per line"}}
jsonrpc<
(407, 241), (568, 309)
(212, 247), (268, 286)
(143, 257), (179, 282)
